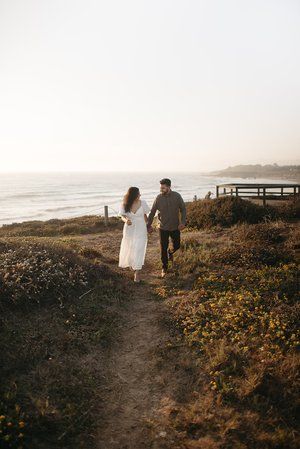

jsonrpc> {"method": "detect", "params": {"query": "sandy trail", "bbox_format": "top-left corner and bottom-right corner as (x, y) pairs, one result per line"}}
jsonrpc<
(92, 231), (196, 449)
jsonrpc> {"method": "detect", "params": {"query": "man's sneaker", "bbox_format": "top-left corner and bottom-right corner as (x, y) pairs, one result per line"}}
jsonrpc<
(161, 269), (167, 278)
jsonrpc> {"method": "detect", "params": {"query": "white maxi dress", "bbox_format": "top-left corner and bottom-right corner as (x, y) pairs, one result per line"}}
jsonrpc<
(118, 199), (150, 270)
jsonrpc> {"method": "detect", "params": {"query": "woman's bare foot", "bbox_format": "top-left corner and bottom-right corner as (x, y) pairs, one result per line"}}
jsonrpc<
(134, 270), (141, 283)
(161, 268), (167, 278)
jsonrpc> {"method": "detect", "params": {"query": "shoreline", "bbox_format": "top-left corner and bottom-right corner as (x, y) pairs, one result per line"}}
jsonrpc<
(1, 173), (299, 227)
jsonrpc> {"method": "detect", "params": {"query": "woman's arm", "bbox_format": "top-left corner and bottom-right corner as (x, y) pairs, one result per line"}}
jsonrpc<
(121, 215), (132, 225)
(118, 203), (132, 225)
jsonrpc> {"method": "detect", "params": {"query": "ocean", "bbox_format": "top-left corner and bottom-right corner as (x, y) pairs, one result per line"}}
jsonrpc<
(0, 172), (295, 226)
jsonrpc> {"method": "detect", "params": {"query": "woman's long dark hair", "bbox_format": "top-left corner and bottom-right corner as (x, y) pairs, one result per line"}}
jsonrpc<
(123, 187), (140, 213)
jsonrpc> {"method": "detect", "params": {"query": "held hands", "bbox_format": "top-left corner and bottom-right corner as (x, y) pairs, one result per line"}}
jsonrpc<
(147, 224), (154, 233)
(126, 218), (132, 226)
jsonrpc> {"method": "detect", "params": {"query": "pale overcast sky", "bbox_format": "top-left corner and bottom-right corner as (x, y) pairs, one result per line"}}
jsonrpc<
(0, 0), (299, 172)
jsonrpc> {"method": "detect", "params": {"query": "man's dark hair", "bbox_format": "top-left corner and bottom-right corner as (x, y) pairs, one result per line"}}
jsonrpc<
(160, 178), (171, 187)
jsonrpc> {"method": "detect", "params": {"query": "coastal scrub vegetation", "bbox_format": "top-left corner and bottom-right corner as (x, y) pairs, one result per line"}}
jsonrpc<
(186, 196), (300, 229)
(1, 197), (299, 448)
(0, 215), (122, 238)
(156, 220), (300, 448)
(0, 237), (127, 449)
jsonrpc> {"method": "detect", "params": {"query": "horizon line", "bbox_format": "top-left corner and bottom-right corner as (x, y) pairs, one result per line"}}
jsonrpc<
(0, 169), (214, 174)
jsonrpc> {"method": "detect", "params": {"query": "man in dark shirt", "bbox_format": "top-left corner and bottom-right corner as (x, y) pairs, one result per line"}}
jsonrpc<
(147, 178), (187, 278)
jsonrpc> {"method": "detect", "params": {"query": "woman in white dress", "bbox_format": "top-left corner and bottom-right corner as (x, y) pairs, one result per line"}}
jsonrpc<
(118, 187), (150, 283)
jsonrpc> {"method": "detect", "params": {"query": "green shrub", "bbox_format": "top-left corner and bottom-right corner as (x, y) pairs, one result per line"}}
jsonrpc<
(0, 215), (122, 237)
(233, 221), (286, 244)
(212, 222), (293, 267)
(186, 196), (278, 229)
(277, 197), (300, 220)
(0, 239), (111, 308)
(213, 243), (293, 267)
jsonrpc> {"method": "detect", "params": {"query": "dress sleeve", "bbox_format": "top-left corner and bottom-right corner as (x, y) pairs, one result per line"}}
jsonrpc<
(118, 202), (126, 216)
(141, 199), (150, 214)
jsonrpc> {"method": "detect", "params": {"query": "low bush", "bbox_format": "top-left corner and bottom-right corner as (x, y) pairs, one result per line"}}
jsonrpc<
(186, 196), (277, 229)
(233, 220), (287, 244)
(0, 239), (110, 309)
(0, 215), (122, 237)
(277, 196), (300, 220)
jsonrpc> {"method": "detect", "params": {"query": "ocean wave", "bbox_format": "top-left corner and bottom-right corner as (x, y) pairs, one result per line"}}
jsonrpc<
(0, 212), (45, 222)
(44, 203), (101, 212)
(3, 191), (65, 200)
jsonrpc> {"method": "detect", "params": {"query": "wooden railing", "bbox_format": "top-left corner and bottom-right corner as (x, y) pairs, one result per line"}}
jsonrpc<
(216, 183), (300, 206)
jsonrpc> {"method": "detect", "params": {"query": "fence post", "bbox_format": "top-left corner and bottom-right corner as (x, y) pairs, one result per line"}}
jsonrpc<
(104, 205), (109, 226)
(216, 186), (219, 198)
(294, 187), (297, 202)
(263, 188), (266, 206)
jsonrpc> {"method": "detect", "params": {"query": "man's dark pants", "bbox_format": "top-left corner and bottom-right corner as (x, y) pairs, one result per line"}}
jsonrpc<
(159, 228), (181, 270)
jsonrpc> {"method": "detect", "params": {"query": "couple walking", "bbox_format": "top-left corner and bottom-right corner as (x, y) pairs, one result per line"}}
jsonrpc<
(118, 178), (187, 282)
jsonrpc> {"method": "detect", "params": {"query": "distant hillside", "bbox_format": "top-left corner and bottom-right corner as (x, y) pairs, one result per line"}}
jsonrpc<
(210, 164), (300, 181)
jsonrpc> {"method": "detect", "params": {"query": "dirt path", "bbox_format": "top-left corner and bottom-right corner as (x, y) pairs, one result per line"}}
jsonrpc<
(93, 231), (197, 449)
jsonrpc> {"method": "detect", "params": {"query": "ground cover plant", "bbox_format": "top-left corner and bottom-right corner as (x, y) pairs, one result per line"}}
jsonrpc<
(0, 237), (127, 449)
(156, 220), (300, 449)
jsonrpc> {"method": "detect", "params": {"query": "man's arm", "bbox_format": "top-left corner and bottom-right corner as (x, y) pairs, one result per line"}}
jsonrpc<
(178, 194), (187, 226)
(147, 196), (158, 227)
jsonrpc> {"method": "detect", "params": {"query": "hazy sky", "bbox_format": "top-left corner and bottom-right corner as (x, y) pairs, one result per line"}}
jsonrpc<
(0, 0), (299, 172)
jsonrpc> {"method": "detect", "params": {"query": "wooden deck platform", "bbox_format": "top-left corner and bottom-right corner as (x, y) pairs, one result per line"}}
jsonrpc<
(216, 183), (300, 206)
